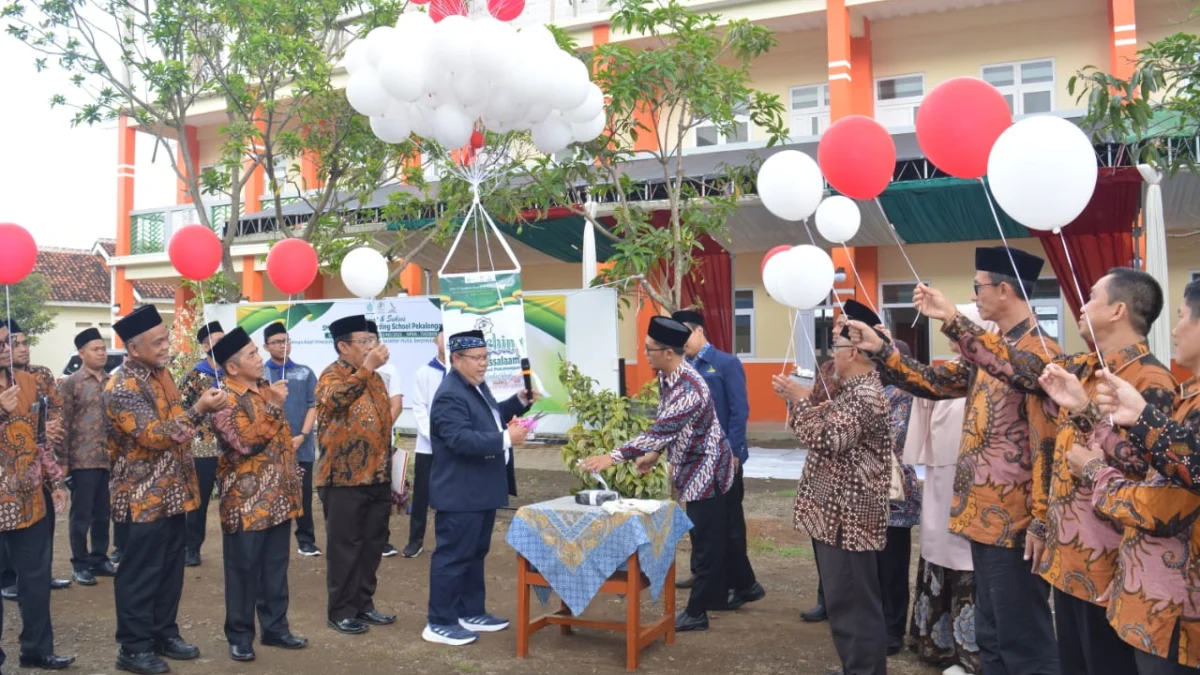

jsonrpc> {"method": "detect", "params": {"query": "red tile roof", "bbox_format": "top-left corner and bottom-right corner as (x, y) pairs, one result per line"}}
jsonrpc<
(35, 243), (175, 305)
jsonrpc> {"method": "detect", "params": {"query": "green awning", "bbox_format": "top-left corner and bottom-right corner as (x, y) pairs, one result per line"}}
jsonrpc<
(388, 215), (618, 264)
(875, 178), (1029, 244)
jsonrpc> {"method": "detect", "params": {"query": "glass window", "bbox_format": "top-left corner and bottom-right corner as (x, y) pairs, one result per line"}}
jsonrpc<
(982, 59), (1055, 115)
(734, 289), (755, 310)
(877, 75), (924, 101)
(789, 84), (831, 138)
(734, 289), (755, 356)
(1023, 91), (1053, 114)
(696, 126), (720, 147)
(982, 65), (1015, 88)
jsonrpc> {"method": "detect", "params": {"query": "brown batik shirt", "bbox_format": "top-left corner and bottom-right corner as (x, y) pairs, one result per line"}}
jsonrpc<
(949, 319), (1177, 604)
(211, 378), (302, 534)
(872, 315), (1062, 548)
(315, 359), (392, 488)
(0, 369), (56, 532)
(57, 368), (111, 470)
(179, 365), (221, 458)
(105, 358), (203, 523)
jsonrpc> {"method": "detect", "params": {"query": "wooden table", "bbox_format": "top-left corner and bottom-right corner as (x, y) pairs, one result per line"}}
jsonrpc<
(515, 552), (677, 671)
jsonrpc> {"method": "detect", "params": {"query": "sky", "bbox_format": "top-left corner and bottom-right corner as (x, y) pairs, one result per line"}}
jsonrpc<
(0, 36), (177, 250)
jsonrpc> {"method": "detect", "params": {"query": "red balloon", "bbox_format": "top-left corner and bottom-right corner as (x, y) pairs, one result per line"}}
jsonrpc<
(266, 238), (319, 295)
(429, 0), (466, 22)
(817, 115), (896, 201)
(169, 224), (223, 281)
(916, 77), (1012, 179)
(761, 245), (791, 274)
(0, 224), (37, 286)
(487, 0), (525, 22)
(410, 0), (430, 4)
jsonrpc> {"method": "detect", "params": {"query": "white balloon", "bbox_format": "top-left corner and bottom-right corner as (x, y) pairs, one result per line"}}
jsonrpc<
(434, 104), (473, 149)
(451, 69), (489, 109)
(408, 103), (434, 138)
(547, 55), (590, 111)
(519, 24), (559, 53)
(471, 18), (518, 79)
(364, 27), (396, 70)
(757, 151), (824, 222)
(340, 247), (390, 299)
(432, 15), (474, 75)
(986, 115), (1099, 232)
(378, 51), (427, 103)
(524, 103), (552, 125)
(484, 88), (528, 125)
(343, 40), (370, 76)
(815, 196), (861, 244)
(762, 252), (789, 304)
(395, 10), (434, 34)
(532, 113), (572, 154)
(346, 71), (391, 117)
(370, 105), (412, 144)
(571, 110), (606, 144)
(564, 84), (603, 123)
(508, 48), (551, 106)
(779, 245), (835, 310)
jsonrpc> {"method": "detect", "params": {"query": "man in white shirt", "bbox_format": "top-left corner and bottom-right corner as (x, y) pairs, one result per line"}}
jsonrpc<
(403, 326), (445, 559)
(366, 321), (404, 557)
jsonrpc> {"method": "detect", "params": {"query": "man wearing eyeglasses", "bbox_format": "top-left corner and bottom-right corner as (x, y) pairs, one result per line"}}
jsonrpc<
(315, 315), (395, 636)
(262, 322), (320, 558)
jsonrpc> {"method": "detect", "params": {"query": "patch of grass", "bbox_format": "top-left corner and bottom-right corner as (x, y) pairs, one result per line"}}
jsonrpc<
(770, 489), (795, 498)
(748, 535), (811, 559)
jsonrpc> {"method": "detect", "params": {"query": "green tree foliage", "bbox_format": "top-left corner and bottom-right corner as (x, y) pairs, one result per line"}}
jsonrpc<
(2, 273), (58, 346)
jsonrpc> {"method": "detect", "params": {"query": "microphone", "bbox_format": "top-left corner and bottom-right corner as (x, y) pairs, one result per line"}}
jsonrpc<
(520, 357), (533, 398)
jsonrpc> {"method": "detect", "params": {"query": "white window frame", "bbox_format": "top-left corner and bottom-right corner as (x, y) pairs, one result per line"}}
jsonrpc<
(980, 58), (1056, 116)
(693, 102), (752, 148)
(874, 73), (925, 129)
(733, 288), (755, 357)
(788, 83), (831, 139)
(880, 281), (933, 364)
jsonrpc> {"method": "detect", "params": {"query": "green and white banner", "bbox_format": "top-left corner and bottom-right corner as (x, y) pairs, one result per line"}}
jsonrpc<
(439, 271), (528, 401)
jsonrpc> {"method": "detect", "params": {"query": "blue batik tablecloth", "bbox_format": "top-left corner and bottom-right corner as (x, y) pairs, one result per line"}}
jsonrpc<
(506, 497), (693, 617)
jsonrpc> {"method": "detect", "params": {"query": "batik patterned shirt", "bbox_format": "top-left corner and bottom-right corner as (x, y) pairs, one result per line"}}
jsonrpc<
(872, 316), (1062, 548)
(315, 359), (393, 488)
(789, 371), (891, 552)
(211, 378), (303, 534)
(179, 365), (221, 458)
(950, 319), (1177, 603)
(610, 361), (734, 503)
(0, 370), (53, 531)
(58, 369), (111, 470)
(104, 358), (202, 523)
(885, 385), (922, 528)
(1087, 377), (1200, 667)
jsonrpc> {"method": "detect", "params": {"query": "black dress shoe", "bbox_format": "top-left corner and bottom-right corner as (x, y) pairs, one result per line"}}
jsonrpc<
(110, 550), (123, 565)
(356, 610), (396, 625)
(327, 618), (369, 635)
(18, 654), (76, 670)
(50, 578), (72, 590)
(800, 604), (827, 622)
(736, 581), (766, 603)
(675, 575), (696, 589)
(73, 569), (98, 586)
(229, 644), (255, 662)
(261, 633), (308, 650)
(154, 636), (200, 660)
(184, 551), (201, 567)
(116, 649), (169, 675)
(0, 585), (16, 600)
(92, 560), (118, 577)
(674, 610), (709, 632)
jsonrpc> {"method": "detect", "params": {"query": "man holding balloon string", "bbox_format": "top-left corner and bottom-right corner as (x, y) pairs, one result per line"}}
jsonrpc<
(178, 321), (226, 569)
(903, 266), (1177, 675)
(845, 247), (1062, 675)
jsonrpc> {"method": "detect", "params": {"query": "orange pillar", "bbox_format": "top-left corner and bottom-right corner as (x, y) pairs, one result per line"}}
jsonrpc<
(114, 114), (137, 347)
(398, 261), (423, 296)
(242, 256), (263, 302)
(245, 110), (266, 213)
(1108, 0), (1137, 79)
(849, 16), (874, 118)
(176, 125), (200, 205)
(827, 0), (854, 121)
(593, 23), (657, 153)
(300, 150), (321, 191)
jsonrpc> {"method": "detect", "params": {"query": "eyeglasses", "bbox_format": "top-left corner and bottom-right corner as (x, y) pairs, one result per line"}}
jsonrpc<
(348, 337), (378, 346)
(973, 282), (999, 294)
(644, 346), (671, 354)
(457, 353), (489, 363)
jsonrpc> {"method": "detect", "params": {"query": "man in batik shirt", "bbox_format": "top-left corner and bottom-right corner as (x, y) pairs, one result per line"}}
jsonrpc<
(208, 328), (307, 662)
(178, 320), (224, 568)
(105, 305), (228, 675)
(582, 316), (735, 633)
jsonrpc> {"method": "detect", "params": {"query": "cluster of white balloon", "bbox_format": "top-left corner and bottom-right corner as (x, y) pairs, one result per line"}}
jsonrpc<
(345, 13), (607, 154)
(755, 150), (864, 311)
(341, 246), (391, 299)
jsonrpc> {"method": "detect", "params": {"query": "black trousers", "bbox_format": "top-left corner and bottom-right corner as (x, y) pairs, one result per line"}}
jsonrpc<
(1134, 620), (1192, 675)
(115, 514), (186, 653)
(185, 457), (218, 555)
(223, 521), (291, 646)
(877, 525), (912, 649)
(294, 461), (315, 548)
(813, 539), (886, 675)
(319, 484), (390, 621)
(427, 509), (495, 626)
(970, 540), (1059, 675)
(407, 453), (434, 548)
(113, 521), (129, 556)
(684, 492), (729, 617)
(1054, 588), (1137, 675)
(0, 490), (57, 588)
(722, 467), (756, 593)
(0, 511), (54, 664)
(68, 468), (111, 572)
(812, 541), (825, 608)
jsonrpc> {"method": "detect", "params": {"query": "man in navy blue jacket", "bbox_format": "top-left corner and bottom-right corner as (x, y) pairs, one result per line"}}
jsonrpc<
(672, 311), (764, 607)
(423, 330), (535, 647)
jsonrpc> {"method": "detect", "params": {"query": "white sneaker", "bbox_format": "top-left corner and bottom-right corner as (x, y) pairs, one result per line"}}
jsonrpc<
(458, 614), (509, 633)
(422, 623), (478, 646)
(943, 666), (969, 675)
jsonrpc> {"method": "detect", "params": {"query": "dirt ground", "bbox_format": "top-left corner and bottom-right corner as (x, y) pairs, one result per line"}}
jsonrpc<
(8, 448), (942, 675)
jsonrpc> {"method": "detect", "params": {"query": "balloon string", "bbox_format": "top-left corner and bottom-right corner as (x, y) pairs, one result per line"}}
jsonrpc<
(781, 309), (797, 375)
(801, 217), (817, 247)
(5, 286), (12, 374)
(199, 280), (218, 387)
(798, 316), (831, 402)
(839, 244), (871, 314)
(1058, 230), (1108, 373)
(873, 197), (921, 282)
(977, 178), (1052, 360)
(283, 294), (292, 380)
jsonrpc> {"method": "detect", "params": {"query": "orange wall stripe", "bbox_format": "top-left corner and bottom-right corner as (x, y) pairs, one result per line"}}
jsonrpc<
(176, 125), (200, 205)
(242, 255), (264, 302)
